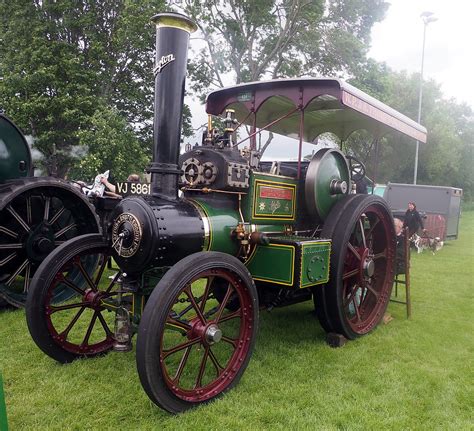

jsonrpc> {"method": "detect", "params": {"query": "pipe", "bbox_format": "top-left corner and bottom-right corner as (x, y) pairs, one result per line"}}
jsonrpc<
(149, 13), (197, 199)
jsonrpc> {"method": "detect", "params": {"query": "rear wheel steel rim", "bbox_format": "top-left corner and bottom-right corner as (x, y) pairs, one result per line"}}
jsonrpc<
(160, 268), (254, 403)
(341, 205), (393, 334)
(44, 249), (119, 355)
(0, 190), (84, 305)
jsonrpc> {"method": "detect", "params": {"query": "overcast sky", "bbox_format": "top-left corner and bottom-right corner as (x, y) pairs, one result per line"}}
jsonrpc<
(369, 0), (474, 108)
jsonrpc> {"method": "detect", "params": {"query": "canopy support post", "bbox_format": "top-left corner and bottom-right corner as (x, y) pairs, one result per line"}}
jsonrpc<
(297, 109), (304, 179)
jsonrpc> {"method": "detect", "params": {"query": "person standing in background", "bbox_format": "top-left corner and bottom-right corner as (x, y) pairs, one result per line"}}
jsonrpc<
(403, 202), (426, 237)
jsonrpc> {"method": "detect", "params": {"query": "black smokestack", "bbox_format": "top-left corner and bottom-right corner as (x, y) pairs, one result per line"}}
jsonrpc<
(149, 13), (196, 199)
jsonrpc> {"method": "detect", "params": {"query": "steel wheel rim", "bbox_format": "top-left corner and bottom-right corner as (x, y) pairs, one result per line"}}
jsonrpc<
(44, 249), (118, 355)
(341, 204), (393, 334)
(160, 268), (254, 403)
(0, 189), (85, 305)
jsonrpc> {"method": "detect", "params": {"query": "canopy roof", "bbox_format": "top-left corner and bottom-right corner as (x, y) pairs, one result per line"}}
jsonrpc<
(206, 78), (427, 144)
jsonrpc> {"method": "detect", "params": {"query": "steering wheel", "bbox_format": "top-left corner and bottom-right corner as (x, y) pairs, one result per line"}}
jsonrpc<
(346, 155), (366, 182)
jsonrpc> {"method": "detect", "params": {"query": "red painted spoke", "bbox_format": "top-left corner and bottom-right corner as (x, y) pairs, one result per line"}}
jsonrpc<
(208, 347), (225, 375)
(105, 271), (121, 293)
(365, 283), (379, 299)
(343, 285), (358, 309)
(162, 338), (201, 360)
(82, 311), (98, 346)
(60, 276), (86, 296)
(94, 256), (108, 285)
(352, 297), (362, 321)
(217, 309), (241, 323)
(172, 346), (192, 384)
(348, 243), (361, 260)
(343, 268), (359, 280)
(60, 306), (86, 338)
(221, 335), (238, 349)
(184, 286), (207, 324)
(77, 259), (98, 292)
(373, 251), (386, 260)
(166, 317), (192, 333)
(49, 301), (87, 314)
(366, 218), (380, 239)
(358, 219), (367, 248)
(97, 311), (113, 337)
(215, 285), (234, 323)
(199, 276), (213, 313)
(195, 346), (210, 389)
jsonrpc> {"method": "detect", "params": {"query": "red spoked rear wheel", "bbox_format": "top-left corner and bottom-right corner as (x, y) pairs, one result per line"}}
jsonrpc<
(137, 252), (258, 414)
(314, 195), (395, 339)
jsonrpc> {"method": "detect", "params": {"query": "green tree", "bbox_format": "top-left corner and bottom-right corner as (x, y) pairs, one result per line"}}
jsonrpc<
(69, 105), (150, 182)
(0, 0), (164, 177)
(178, 0), (388, 98)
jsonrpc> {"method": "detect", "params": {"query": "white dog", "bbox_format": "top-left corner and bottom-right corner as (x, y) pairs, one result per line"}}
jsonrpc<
(411, 234), (444, 255)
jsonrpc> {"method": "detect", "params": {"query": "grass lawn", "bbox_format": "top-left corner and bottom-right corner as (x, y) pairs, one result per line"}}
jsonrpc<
(1, 211), (473, 430)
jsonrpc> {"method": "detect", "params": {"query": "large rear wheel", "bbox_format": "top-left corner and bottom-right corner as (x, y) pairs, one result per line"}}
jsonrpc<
(314, 195), (395, 339)
(136, 252), (258, 414)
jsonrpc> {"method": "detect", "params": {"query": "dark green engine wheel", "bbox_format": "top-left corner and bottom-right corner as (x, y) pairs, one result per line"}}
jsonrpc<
(26, 234), (121, 363)
(0, 178), (99, 307)
(314, 194), (395, 339)
(137, 252), (258, 414)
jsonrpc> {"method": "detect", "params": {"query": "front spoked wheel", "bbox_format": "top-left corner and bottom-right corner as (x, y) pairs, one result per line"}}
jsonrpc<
(26, 234), (123, 363)
(137, 252), (258, 414)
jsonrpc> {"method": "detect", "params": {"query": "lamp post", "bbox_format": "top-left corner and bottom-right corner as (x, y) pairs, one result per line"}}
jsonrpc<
(414, 11), (437, 185)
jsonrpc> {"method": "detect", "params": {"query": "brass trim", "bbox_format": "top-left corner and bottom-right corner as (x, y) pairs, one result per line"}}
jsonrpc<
(151, 13), (197, 33)
(187, 199), (211, 251)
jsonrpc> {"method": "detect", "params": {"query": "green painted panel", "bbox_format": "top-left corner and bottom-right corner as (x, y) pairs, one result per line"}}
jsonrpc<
(190, 197), (241, 255)
(0, 373), (8, 431)
(243, 172), (298, 224)
(245, 243), (295, 286)
(0, 115), (31, 182)
(300, 241), (331, 288)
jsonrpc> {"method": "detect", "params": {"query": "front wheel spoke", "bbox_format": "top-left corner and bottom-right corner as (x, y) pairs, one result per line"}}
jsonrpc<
(60, 306), (86, 338)
(82, 311), (98, 346)
(49, 301), (88, 314)
(7, 205), (30, 232)
(195, 346), (210, 389)
(77, 260), (98, 291)
(97, 312), (113, 337)
(348, 243), (361, 260)
(166, 316), (192, 333)
(172, 346), (192, 384)
(343, 285), (358, 309)
(215, 286), (233, 323)
(199, 276), (213, 313)
(60, 277), (86, 296)
(343, 268), (359, 280)
(208, 347), (225, 376)
(221, 335), (238, 348)
(26, 197), (32, 225)
(217, 309), (241, 324)
(105, 271), (121, 294)
(94, 256), (108, 285)
(184, 286), (207, 324)
(162, 338), (200, 360)
(5, 258), (29, 286)
(54, 223), (77, 239)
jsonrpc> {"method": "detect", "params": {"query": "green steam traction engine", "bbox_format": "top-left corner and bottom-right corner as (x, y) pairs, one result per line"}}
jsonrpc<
(25, 13), (427, 413)
(0, 113), (99, 308)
